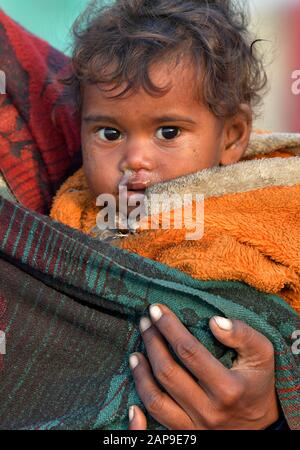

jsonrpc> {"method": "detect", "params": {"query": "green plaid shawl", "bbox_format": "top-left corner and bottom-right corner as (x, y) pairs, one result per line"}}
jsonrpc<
(0, 196), (299, 430)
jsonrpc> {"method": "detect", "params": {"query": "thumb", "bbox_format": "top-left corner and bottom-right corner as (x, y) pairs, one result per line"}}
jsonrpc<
(128, 405), (147, 430)
(209, 316), (275, 369)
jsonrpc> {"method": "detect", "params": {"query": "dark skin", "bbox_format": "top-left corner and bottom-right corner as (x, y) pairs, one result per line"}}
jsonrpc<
(129, 304), (279, 430)
(80, 60), (279, 430)
(81, 61), (251, 202)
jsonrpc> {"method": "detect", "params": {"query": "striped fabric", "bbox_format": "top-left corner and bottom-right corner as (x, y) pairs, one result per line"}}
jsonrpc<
(0, 195), (299, 429)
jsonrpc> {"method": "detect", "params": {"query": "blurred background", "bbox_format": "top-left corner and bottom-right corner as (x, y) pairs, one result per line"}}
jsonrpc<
(0, 0), (300, 132)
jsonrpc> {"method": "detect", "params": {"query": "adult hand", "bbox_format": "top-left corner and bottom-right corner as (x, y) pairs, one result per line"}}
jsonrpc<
(128, 304), (279, 430)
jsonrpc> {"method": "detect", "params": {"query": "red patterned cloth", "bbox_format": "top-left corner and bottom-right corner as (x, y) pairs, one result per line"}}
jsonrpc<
(0, 10), (81, 214)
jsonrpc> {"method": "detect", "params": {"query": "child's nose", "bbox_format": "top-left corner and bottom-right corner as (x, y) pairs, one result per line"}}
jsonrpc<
(119, 141), (156, 172)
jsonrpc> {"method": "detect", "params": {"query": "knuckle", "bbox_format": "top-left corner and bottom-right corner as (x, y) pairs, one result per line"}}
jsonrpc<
(154, 361), (177, 386)
(202, 413), (223, 430)
(175, 338), (199, 362)
(218, 383), (245, 408)
(146, 389), (165, 415)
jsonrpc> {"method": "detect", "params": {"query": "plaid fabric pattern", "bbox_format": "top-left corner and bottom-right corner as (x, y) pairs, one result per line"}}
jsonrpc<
(0, 196), (299, 429)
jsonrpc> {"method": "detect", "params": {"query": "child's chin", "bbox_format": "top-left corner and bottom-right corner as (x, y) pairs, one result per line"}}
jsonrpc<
(117, 189), (146, 205)
(117, 191), (147, 222)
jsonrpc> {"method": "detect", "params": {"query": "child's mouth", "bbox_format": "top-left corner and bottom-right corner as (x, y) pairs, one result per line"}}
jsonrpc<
(126, 181), (150, 191)
(117, 170), (148, 210)
(119, 170), (152, 192)
(120, 189), (146, 205)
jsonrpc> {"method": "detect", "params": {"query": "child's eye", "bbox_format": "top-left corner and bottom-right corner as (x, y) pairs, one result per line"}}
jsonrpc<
(97, 127), (123, 142)
(156, 127), (181, 140)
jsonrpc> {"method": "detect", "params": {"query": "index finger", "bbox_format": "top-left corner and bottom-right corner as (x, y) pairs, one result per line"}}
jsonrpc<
(148, 303), (235, 397)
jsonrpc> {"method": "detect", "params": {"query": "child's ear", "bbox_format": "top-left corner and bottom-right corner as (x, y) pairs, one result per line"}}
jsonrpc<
(219, 104), (252, 166)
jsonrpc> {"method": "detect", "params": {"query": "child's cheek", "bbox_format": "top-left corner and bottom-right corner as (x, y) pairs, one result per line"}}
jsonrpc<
(83, 154), (119, 197)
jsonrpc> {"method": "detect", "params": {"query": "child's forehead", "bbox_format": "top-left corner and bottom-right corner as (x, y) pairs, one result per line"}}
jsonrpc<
(82, 59), (202, 111)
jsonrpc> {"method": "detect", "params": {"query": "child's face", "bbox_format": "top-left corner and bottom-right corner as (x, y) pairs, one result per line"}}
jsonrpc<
(81, 60), (250, 201)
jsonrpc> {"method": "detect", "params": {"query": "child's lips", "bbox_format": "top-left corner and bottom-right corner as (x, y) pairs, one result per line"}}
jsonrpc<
(118, 170), (154, 195)
(121, 173), (153, 191)
(126, 180), (151, 191)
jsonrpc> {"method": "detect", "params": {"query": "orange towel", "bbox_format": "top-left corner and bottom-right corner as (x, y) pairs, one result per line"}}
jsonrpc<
(51, 132), (300, 314)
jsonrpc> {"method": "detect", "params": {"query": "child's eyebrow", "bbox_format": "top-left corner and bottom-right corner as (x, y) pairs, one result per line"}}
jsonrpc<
(151, 115), (197, 125)
(83, 114), (121, 126)
(83, 114), (197, 126)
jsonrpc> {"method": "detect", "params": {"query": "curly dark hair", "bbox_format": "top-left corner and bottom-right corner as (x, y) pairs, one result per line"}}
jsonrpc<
(65, 0), (267, 118)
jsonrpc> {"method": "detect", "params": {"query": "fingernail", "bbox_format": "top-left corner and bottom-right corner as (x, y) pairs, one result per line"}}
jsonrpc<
(129, 353), (139, 370)
(149, 304), (163, 322)
(129, 405), (135, 422)
(140, 316), (152, 333)
(214, 316), (233, 331)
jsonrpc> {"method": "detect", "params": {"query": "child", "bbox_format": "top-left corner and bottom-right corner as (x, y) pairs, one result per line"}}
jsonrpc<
(51, 0), (300, 314)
